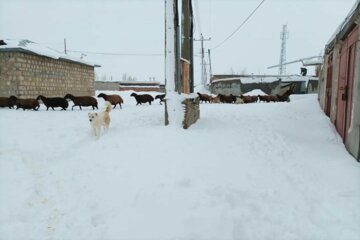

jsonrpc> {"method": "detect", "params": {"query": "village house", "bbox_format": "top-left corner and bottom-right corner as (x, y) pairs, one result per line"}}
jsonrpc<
(0, 39), (99, 98)
(318, 0), (360, 161)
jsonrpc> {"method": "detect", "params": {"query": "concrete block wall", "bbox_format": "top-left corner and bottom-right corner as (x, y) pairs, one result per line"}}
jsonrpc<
(0, 51), (95, 98)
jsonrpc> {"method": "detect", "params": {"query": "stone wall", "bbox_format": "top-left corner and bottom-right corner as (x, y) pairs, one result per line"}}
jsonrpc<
(182, 97), (200, 129)
(95, 81), (120, 91)
(0, 51), (95, 98)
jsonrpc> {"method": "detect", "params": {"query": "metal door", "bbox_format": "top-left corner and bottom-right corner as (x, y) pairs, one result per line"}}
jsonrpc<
(336, 26), (358, 140)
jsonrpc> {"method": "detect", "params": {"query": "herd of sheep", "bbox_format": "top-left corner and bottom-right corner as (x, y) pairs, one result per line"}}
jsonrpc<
(0, 90), (293, 111)
(197, 90), (294, 104)
(0, 92), (167, 111)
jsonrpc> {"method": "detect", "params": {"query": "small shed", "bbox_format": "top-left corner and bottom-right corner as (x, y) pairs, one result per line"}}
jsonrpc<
(0, 39), (99, 98)
(319, 0), (360, 161)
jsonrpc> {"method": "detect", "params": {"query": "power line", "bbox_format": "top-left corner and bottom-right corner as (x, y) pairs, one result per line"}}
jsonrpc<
(67, 50), (164, 57)
(211, 0), (266, 50)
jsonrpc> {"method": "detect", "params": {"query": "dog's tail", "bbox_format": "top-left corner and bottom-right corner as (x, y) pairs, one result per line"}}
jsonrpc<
(104, 101), (112, 112)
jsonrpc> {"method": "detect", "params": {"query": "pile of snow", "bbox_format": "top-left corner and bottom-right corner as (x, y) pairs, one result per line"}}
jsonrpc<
(194, 84), (211, 94)
(243, 89), (267, 96)
(0, 92), (359, 240)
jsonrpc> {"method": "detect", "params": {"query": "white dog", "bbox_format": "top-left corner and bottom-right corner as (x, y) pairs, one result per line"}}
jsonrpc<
(88, 101), (112, 139)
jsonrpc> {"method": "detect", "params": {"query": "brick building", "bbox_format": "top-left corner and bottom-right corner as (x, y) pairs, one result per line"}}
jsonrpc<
(0, 39), (99, 98)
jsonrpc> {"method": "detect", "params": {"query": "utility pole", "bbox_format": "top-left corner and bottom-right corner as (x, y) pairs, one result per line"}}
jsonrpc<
(279, 24), (289, 75)
(181, 0), (194, 92)
(64, 38), (67, 54)
(195, 34), (211, 87)
(208, 49), (212, 82)
(164, 0), (180, 126)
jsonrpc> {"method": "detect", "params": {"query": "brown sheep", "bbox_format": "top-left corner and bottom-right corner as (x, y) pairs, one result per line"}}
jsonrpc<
(197, 92), (212, 103)
(11, 96), (40, 111)
(258, 95), (278, 103)
(210, 96), (221, 104)
(130, 93), (154, 105)
(64, 94), (98, 110)
(97, 93), (123, 109)
(240, 95), (258, 104)
(0, 96), (16, 109)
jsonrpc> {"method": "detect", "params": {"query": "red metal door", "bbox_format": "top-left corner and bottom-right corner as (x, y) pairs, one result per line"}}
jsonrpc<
(336, 26), (358, 141)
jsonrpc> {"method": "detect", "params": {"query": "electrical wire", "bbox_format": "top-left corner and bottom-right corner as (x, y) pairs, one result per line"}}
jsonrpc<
(67, 50), (163, 57)
(211, 0), (266, 50)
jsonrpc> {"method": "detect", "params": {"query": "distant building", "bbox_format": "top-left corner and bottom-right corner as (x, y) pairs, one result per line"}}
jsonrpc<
(0, 39), (99, 98)
(318, 0), (360, 161)
(119, 81), (165, 92)
(94, 80), (165, 92)
(209, 74), (318, 95)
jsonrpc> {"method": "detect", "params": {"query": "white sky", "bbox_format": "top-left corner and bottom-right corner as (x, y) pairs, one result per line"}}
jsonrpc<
(0, 0), (356, 84)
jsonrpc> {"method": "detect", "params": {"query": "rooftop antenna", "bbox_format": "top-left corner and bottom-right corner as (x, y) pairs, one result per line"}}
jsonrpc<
(279, 24), (289, 75)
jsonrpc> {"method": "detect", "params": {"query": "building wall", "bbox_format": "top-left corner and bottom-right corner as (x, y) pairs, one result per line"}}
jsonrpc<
(320, 26), (360, 161)
(0, 51), (95, 98)
(346, 28), (360, 160)
(95, 81), (120, 91)
(210, 80), (241, 95)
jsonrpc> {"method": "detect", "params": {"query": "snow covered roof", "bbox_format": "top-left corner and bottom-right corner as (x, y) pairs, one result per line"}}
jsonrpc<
(211, 75), (317, 84)
(326, 0), (360, 51)
(0, 39), (99, 67)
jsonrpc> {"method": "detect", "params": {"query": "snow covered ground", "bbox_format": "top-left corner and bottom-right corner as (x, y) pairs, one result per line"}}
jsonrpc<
(0, 91), (359, 240)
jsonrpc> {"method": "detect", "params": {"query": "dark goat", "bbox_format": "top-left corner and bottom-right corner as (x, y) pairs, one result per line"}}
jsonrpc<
(155, 94), (166, 105)
(97, 93), (123, 109)
(36, 95), (68, 110)
(64, 94), (98, 110)
(130, 93), (154, 105)
(218, 94), (236, 104)
(11, 96), (39, 111)
(258, 95), (278, 103)
(197, 92), (212, 103)
(0, 96), (16, 109)
(277, 89), (294, 102)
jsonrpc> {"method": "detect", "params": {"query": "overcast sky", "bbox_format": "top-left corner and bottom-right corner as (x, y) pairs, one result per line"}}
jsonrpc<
(0, 0), (356, 84)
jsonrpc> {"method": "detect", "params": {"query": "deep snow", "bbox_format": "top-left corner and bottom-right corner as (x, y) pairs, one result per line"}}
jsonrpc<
(0, 91), (359, 240)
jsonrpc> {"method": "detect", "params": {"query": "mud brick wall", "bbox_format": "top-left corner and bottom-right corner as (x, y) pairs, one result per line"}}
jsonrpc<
(182, 97), (200, 129)
(0, 51), (95, 98)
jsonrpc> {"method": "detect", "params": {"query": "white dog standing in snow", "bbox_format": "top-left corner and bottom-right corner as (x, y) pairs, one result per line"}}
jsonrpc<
(88, 101), (112, 139)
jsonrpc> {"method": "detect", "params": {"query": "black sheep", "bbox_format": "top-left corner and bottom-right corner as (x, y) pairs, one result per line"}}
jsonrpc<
(155, 94), (166, 105)
(130, 93), (154, 105)
(36, 95), (68, 110)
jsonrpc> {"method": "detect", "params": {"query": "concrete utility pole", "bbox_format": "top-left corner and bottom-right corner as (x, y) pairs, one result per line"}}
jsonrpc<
(165, 0), (181, 126)
(279, 24), (289, 75)
(195, 34), (211, 87)
(181, 0), (194, 92)
(64, 38), (67, 54)
(208, 49), (212, 81)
